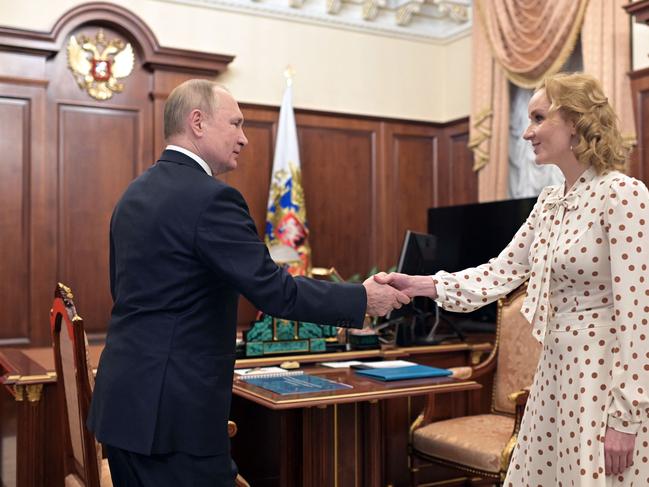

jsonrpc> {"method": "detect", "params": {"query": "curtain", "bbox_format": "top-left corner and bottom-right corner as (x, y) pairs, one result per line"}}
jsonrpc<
(469, 13), (510, 201)
(508, 85), (564, 198)
(582, 0), (636, 145)
(477, 0), (589, 89)
(508, 43), (583, 198)
(470, 0), (590, 201)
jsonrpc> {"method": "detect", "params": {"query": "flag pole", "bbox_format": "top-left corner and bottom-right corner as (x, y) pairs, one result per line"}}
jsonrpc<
(284, 65), (295, 87)
(264, 66), (311, 276)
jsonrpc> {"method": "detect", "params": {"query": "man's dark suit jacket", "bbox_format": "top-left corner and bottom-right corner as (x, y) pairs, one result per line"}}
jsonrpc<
(87, 150), (366, 456)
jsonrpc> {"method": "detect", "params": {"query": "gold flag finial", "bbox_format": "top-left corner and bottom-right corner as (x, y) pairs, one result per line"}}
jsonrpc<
(284, 65), (295, 87)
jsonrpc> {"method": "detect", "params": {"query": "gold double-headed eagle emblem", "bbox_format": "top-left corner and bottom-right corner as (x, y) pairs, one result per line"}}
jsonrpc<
(67, 29), (135, 101)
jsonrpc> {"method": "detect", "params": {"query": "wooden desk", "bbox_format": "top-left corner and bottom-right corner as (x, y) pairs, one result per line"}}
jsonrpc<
(0, 342), (490, 487)
(232, 366), (479, 487)
(235, 366), (477, 409)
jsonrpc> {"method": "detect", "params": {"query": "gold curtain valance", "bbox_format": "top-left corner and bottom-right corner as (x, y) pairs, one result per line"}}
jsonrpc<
(475, 0), (590, 89)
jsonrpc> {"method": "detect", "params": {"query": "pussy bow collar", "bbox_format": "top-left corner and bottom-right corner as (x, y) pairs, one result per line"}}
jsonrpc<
(521, 165), (598, 342)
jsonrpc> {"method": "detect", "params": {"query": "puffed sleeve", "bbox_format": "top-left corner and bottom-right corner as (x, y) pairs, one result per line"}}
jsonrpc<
(433, 187), (551, 312)
(604, 177), (649, 434)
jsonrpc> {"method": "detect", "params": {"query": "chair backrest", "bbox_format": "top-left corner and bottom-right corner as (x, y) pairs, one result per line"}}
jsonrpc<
(491, 284), (542, 415)
(50, 283), (102, 487)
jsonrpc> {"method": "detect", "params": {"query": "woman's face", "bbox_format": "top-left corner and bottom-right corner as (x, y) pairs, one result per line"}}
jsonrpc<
(523, 89), (576, 166)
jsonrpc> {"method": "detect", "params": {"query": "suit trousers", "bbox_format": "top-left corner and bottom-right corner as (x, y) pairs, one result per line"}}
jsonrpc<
(104, 444), (237, 487)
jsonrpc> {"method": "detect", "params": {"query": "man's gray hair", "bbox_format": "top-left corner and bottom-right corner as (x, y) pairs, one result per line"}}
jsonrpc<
(163, 79), (225, 139)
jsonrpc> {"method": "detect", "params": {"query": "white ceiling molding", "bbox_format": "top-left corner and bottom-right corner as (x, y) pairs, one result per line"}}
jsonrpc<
(158, 0), (473, 43)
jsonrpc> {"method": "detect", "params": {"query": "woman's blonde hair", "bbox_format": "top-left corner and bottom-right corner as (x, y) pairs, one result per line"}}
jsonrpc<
(540, 72), (630, 173)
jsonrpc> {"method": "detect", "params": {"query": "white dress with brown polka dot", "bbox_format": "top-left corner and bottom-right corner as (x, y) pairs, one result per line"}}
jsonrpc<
(433, 166), (649, 486)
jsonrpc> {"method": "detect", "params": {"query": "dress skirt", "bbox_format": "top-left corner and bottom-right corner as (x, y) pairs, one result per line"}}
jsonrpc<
(505, 308), (649, 486)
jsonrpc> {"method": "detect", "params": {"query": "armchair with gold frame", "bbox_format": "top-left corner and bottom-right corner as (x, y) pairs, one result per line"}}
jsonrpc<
(408, 283), (541, 486)
(50, 283), (250, 487)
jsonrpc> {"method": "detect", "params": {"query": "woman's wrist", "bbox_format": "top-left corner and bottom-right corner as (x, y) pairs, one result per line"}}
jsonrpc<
(413, 275), (438, 299)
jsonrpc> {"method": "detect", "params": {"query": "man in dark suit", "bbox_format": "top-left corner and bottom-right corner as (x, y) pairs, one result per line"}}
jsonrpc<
(87, 79), (408, 486)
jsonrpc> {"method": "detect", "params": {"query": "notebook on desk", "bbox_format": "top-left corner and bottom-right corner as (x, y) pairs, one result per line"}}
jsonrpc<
(240, 374), (352, 395)
(354, 364), (452, 381)
(234, 366), (303, 378)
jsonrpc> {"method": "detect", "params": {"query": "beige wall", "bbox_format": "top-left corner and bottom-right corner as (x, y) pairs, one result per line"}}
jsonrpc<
(0, 0), (472, 122)
(441, 33), (471, 120)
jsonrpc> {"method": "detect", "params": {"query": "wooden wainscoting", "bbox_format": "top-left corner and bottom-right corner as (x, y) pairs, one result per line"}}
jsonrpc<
(630, 68), (649, 183)
(235, 106), (476, 282)
(626, 2), (649, 184)
(229, 107), (476, 329)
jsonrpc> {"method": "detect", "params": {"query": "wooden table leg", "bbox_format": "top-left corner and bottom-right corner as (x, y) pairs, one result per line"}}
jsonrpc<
(301, 405), (335, 486)
(14, 384), (45, 487)
(361, 400), (383, 487)
(282, 401), (386, 487)
(279, 408), (301, 487)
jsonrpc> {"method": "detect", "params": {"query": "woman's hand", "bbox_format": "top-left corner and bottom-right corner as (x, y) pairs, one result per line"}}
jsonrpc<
(604, 427), (636, 476)
(372, 272), (438, 299)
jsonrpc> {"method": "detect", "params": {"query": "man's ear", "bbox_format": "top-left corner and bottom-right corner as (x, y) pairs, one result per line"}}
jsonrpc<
(188, 109), (204, 137)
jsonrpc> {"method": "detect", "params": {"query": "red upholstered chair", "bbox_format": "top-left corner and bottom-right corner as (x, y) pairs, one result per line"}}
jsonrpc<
(409, 283), (542, 486)
(50, 283), (111, 487)
(51, 283), (250, 487)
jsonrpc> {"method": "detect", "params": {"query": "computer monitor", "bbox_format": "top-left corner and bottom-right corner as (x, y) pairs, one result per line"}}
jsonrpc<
(385, 231), (437, 321)
(384, 230), (465, 344)
(427, 196), (537, 326)
(428, 197), (537, 274)
(396, 230), (438, 275)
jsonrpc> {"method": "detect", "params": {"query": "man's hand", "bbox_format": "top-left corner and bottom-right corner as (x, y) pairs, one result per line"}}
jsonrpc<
(362, 276), (410, 316)
(373, 272), (438, 299)
(604, 427), (636, 476)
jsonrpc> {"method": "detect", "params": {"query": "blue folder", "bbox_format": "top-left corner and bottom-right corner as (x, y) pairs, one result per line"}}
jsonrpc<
(355, 365), (452, 381)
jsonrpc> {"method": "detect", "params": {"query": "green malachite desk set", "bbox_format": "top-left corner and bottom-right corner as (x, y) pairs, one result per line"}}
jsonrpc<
(244, 314), (339, 357)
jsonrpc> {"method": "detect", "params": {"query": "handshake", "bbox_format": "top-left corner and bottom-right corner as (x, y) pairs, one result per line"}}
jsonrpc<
(362, 272), (439, 317)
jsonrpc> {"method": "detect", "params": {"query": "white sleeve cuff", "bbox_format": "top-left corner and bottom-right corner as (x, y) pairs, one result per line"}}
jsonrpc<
(607, 414), (641, 434)
(432, 275), (447, 303)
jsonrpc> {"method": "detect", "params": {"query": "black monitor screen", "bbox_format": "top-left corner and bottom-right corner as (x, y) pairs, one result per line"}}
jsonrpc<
(396, 230), (438, 275)
(386, 231), (437, 321)
(427, 197), (537, 324)
(428, 197), (537, 273)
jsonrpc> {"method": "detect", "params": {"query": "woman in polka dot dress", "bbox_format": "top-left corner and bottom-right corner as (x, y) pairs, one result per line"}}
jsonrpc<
(374, 72), (649, 486)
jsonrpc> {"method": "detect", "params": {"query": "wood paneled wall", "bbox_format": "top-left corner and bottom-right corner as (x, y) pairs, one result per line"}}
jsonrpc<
(0, 3), (233, 347)
(626, 3), (649, 184)
(0, 4), (476, 347)
(234, 108), (476, 279)
(227, 108), (476, 328)
(631, 68), (649, 183)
